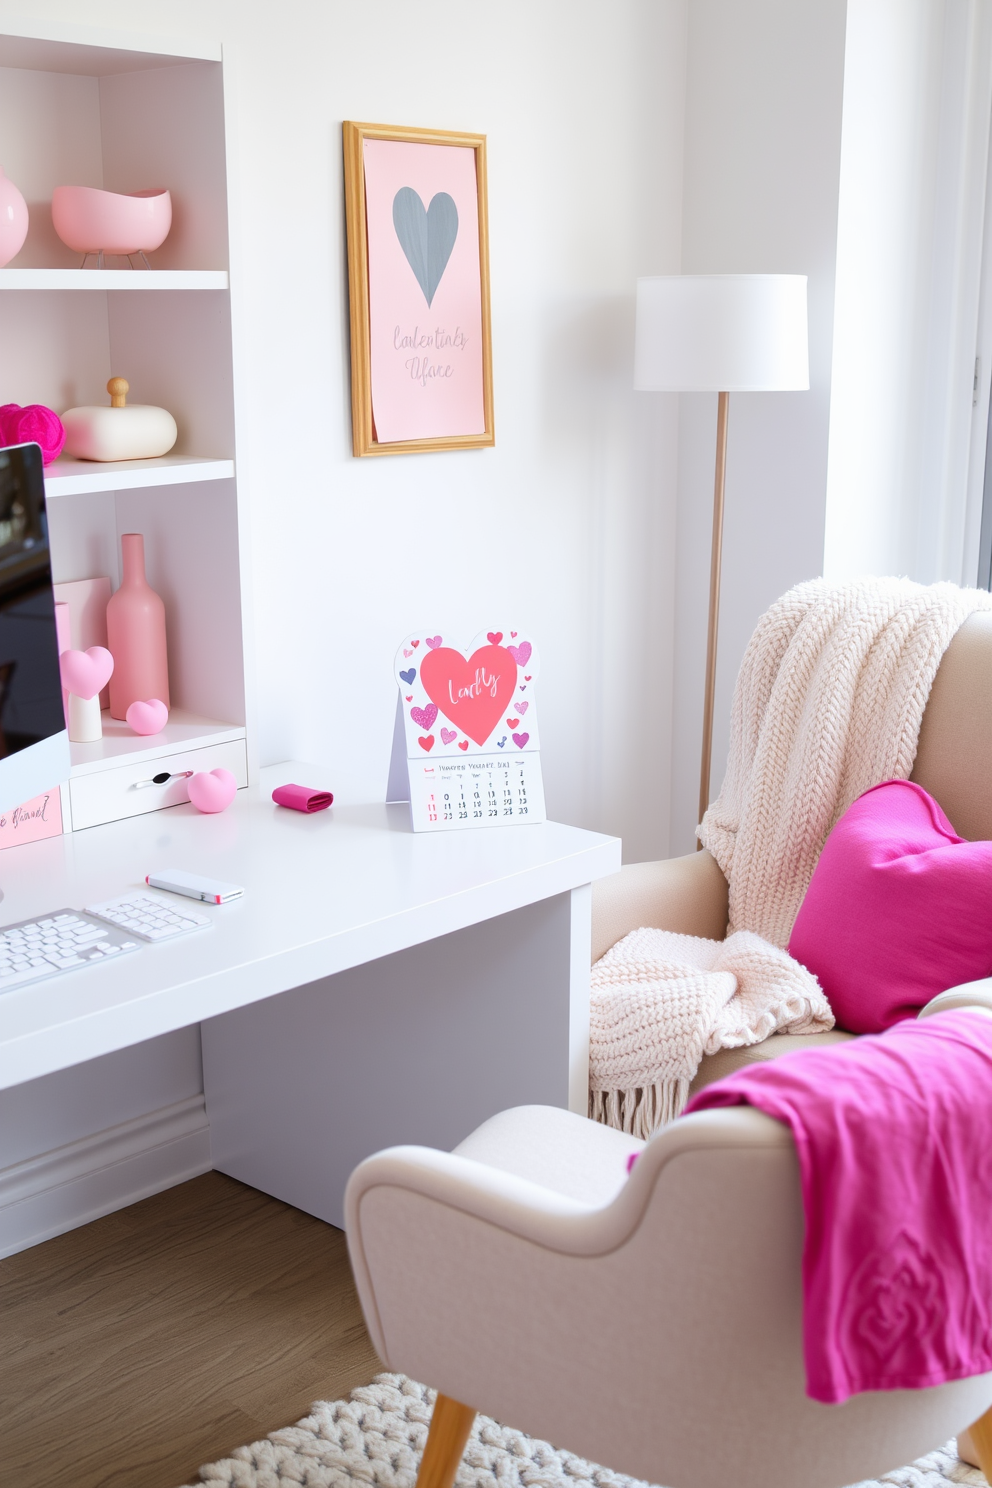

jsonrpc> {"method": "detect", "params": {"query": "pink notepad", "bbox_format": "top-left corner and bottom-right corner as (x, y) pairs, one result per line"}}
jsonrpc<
(0, 788), (63, 849)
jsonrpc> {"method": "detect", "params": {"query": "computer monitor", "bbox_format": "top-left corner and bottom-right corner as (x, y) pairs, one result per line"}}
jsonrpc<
(0, 442), (71, 816)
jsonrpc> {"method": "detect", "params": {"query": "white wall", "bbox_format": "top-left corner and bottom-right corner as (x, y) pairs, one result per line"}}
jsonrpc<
(0, 0), (688, 1250)
(666, 0), (848, 853)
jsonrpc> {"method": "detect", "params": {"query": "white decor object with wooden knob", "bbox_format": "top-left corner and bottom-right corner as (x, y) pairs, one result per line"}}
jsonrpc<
(61, 378), (178, 462)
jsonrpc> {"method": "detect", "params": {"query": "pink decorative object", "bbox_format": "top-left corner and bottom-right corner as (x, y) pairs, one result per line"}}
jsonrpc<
(188, 768), (237, 814)
(51, 186), (172, 259)
(271, 783), (333, 813)
(53, 577), (112, 707)
(125, 698), (168, 736)
(788, 780), (992, 1033)
(687, 1010), (992, 1403)
(0, 403), (66, 465)
(106, 533), (170, 719)
(0, 165), (28, 267)
(59, 645), (114, 700)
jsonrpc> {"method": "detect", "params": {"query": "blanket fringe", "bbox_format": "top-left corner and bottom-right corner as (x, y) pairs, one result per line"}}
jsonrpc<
(589, 1078), (690, 1139)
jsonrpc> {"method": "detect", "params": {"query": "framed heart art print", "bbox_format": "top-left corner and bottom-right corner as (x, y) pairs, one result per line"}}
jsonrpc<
(343, 121), (495, 456)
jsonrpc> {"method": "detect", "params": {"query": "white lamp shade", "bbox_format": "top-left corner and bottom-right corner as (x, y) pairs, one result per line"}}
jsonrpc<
(634, 274), (809, 392)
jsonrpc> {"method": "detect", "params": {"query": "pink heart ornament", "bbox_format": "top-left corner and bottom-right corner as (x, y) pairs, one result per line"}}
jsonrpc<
(125, 698), (168, 736)
(507, 641), (532, 666)
(410, 703), (438, 730)
(515, 700), (529, 714)
(512, 732), (529, 749)
(187, 768), (237, 814)
(426, 635), (442, 649)
(440, 727), (457, 745)
(59, 645), (114, 700)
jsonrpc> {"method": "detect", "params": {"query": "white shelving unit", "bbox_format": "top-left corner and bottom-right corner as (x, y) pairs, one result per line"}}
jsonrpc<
(0, 20), (251, 832)
(44, 455), (234, 498)
(0, 269), (229, 289)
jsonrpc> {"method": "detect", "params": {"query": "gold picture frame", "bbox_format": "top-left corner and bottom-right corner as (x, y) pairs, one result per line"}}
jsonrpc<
(343, 120), (495, 457)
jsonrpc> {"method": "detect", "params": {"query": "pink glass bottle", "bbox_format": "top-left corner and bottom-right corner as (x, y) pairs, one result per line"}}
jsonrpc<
(106, 533), (170, 718)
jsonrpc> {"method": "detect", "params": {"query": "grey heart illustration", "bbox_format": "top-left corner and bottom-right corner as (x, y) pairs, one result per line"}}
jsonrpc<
(392, 188), (459, 308)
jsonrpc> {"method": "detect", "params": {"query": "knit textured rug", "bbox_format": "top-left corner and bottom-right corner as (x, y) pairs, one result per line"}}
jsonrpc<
(178, 1372), (984, 1488)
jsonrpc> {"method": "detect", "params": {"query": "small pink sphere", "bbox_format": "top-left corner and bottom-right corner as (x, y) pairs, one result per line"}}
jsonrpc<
(0, 166), (28, 268)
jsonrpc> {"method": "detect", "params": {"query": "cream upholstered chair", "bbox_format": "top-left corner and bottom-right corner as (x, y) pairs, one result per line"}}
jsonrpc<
(590, 610), (992, 1095)
(345, 1001), (992, 1488)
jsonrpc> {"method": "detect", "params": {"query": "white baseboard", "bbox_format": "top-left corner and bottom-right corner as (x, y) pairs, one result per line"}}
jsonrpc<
(0, 1093), (211, 1258)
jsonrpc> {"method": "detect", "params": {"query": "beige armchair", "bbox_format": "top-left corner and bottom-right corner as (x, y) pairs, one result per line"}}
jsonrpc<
(346, 1019), (992, 1488)
(590, 611), (992, 1094)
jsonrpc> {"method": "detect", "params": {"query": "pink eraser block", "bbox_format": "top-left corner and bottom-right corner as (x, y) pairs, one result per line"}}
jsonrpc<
(272, 783), (333, 813)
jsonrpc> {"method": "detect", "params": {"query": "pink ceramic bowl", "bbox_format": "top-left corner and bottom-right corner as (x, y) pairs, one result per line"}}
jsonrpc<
(52, 186), (172, 256)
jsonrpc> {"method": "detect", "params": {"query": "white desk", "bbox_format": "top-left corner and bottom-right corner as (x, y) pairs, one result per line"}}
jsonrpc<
(0, 764), (620, 1226)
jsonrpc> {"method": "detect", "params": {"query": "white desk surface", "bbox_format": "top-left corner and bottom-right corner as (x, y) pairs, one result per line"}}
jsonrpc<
(0, 763), (620, 1090)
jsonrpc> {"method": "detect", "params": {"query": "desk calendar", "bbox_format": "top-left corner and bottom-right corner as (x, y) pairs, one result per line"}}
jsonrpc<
(387, 628), (547, 833)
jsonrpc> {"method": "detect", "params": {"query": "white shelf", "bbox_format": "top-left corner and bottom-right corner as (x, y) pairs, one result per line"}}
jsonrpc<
(44, 455), (234, 497)
(0, 269), (228, 290)
(69, 711), (246, 777)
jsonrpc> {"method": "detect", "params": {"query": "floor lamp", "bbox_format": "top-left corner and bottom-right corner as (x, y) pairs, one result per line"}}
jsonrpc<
(634, 274), (809, 838)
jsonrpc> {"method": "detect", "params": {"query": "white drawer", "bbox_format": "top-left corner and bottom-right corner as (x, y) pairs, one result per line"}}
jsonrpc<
(68, 739), (248, 831)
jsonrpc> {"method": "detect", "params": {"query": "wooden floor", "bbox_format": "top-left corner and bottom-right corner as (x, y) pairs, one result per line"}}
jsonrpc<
(0, 1172), (383, 1488)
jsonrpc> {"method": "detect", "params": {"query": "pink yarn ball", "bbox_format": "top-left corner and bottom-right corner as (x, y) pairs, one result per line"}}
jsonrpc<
(0, 403), (66, 465)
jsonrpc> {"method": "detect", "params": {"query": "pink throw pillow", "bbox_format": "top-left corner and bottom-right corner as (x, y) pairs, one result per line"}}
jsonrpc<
(788, 780), (992, 1033)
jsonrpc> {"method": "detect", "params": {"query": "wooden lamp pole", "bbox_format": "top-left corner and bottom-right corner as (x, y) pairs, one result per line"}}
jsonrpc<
(697, 390), (730, 841)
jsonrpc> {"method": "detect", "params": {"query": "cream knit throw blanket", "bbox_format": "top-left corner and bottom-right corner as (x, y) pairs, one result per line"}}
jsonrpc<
(589, 926), (832, 1135)
(591, 577), (992, 1138)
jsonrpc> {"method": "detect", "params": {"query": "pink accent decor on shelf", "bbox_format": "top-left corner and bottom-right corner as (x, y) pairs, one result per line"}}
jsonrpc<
(686, 1011), (992, 1404)
(187, 768), (237, 814)
(0, 787), (62, 850)
(0, 165), (28, 267)
(51, 186), (172, 257)
(106, 533), (170, 719)
(53, 577), (113, 708)
(126, 698), (168, 736)
(788, 780), (992, 1033)
(59, 646), (114, 700)
(0, 404), (66, 464)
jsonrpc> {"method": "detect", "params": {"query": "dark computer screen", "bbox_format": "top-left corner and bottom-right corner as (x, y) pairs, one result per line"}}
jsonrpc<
(0, 443), (64, 761)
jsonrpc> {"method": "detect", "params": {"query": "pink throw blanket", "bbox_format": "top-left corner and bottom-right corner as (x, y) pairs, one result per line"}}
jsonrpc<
(686, 1010), (992, 1403)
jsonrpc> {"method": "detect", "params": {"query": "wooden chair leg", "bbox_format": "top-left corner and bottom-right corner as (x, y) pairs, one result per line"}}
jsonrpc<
(962, 1406), (992, 1479)
(415, 1393), (476, 1488)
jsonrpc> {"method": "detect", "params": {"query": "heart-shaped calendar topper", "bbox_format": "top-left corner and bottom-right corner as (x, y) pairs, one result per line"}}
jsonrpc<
(59, 645), (113, 700)
(392, 188), (459, 308)
(421, 643), (519, 747)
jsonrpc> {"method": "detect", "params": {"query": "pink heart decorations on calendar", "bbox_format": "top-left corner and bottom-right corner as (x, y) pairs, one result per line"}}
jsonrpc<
(187, 768), (237, 814)
(393, 629), (540, 759)
(512, 733), (530, 748)
(410, 703), (437, 730)
(421, 643), (518, 747)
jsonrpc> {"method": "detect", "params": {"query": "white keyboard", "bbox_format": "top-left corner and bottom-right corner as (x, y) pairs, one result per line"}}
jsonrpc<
(0, 910), (141, 993)
(86, 893), (211, 942)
